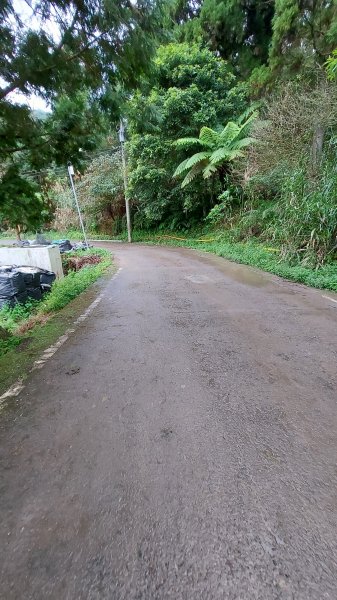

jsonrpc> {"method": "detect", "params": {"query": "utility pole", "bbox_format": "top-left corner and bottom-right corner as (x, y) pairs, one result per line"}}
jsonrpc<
(119, 119), (132, 243)
(67, 163), (89, 249)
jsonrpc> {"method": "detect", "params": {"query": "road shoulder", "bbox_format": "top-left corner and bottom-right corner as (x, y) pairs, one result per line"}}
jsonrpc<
(0, 271), (114, 400)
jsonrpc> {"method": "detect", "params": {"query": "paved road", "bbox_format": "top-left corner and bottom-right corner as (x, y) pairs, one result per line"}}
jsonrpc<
(1, 244), (337, 599)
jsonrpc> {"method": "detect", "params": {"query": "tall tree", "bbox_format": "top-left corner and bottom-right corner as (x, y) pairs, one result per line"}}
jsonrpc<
(171, 0), (202, 23)
(269, 0), (337, 75)
(199, 0), (275, 76)
(0, 0), (163, 163)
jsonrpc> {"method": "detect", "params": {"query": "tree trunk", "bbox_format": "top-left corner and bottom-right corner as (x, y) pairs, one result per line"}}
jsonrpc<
(15, 224), (21, 241)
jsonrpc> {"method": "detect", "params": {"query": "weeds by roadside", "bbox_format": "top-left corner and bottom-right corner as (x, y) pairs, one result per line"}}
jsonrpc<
(43, 249), (111, 311)
(0, 248), (112, 356)
(114, 229), (337, 292)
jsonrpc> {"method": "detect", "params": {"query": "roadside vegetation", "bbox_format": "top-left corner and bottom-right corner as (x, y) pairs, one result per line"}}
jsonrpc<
(113, 229), (337, 292)
(1, 1), (337, 291)
(0, 249), (112, 357)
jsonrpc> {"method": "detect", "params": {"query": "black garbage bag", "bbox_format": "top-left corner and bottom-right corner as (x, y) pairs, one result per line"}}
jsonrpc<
(14, 267), (40, 288)
(52, 239), (72, 253)
(0, 272), (26, 298)
(26, 287), (42, 301)
(13, 290), (28, 304)
(0, 265), (13, 273)
(40, 283), (52, 295)
(40, 271), (56, 286)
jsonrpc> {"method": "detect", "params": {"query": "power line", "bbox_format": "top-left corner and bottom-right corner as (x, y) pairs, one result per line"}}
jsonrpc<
(21, 146), (121, 177)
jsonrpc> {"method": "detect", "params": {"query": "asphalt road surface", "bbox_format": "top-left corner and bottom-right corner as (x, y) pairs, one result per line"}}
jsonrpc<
(1, 244), (337, 600)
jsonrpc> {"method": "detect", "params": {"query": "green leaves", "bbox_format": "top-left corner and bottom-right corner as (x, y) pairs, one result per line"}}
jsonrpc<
(0, 165), (50, 233)
(0, 0), (164, 176)
(173, 152), (210, 176)
(126, 41), (244, 229)
(209, 148), (242, 165)
(173, 109), (257, 187)
(174, 137), (203, 148)
(326, 49), (337, 81)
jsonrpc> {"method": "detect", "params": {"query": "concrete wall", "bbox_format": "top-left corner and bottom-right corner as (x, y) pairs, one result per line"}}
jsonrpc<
(0, 245), (64, 279)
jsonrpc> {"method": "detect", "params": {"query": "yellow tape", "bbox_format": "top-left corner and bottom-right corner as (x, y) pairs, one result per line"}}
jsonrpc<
(156, 235), (216, 243)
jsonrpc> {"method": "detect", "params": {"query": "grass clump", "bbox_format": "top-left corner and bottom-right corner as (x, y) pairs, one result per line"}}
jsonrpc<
(0, 299), (39, 333)
(43, 249), (111, 311)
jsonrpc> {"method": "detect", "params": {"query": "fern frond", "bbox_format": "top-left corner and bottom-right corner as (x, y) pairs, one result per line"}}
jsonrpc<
(202, 164), (218, 179)
(219, 122), (240, 145)
(173, 137), (203, 148)
(210, 148), (243, 165)
(237, 112), (258, 138)
(230, 137), (256, 151)
(173, 157), (192, 178)
(183, 151), (211, 170)
(181, 162), (206, 188)
(199, 127), (219, 148)
(236, 103), (260, 126)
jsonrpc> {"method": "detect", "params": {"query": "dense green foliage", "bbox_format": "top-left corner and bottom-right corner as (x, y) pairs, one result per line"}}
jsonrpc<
(199, 0), (274, 74)
(0, 165), (50, 236)
(2, 0), (337, 275)
(0, 0), (162, 159)
(0, 0), (163, 231)
(126, 43), (247, 229)
(42, 249), (112, 311)
(173, 109), (257, 187)
(326, 49), (337, 80)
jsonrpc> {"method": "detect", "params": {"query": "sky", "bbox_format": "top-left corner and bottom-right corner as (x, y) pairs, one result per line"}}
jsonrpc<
(5, 0), (63, 112)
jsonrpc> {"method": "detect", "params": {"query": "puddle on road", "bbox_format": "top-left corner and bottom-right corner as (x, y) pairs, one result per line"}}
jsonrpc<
(185, 274), (213, 284)
(185, 262), (269, 288)
(180, 249), (270, 288)
(221, 264), (269, 287)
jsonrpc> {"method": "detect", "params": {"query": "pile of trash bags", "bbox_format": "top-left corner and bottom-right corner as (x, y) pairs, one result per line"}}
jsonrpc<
(14, 237), (89, 254)
(0, 266), (56, 309)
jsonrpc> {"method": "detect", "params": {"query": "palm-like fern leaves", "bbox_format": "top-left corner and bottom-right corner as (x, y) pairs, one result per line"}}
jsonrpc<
(173, 108), (257, 188)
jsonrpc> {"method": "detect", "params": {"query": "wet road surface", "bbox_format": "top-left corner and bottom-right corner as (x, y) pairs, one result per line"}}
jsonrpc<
(1, 244), (337, 599)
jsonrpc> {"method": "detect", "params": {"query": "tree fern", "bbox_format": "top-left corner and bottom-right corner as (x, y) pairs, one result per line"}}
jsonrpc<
(218, 122), (241, 145)
(236, 103), (260, 126)
(173, 108), (257, 188)
(173, 157), (193, 177)
(230, 137), (256, 151)
(210, 147), (243, 165)
(202, 163), (218, 179)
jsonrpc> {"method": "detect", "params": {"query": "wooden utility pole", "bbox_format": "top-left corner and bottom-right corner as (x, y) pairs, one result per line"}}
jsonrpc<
(119, 120), (132, 243)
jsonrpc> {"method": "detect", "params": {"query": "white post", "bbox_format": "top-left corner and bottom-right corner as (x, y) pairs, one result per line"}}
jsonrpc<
(67, 164), (89, 249)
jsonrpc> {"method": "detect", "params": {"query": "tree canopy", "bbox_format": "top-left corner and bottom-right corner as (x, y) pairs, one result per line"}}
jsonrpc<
(0, 0), (163, 163)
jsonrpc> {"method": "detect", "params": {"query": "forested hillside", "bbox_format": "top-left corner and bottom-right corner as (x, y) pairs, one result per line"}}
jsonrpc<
(1, 0), (337, 270)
